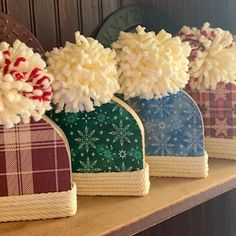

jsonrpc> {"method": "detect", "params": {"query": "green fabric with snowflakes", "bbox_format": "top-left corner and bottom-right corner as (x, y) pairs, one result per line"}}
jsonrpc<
(46, 100), (144, 173)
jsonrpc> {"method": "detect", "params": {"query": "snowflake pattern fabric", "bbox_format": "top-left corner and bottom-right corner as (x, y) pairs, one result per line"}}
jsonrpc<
(123, 91), (204, 157)
(47, 100), (144, 173)
(186, 82), (236, 139)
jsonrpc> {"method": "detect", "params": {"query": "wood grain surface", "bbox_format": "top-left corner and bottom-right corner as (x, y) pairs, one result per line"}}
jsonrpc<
(1, 159), (236, 236)
(0, 0), (235, 51)
(136, 189), (236, 236)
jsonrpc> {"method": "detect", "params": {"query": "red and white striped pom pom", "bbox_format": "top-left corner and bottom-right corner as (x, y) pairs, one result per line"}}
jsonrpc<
(2, 50), (53, 104)
(0, 43), (53, 128)
(178, 27), (216, 62)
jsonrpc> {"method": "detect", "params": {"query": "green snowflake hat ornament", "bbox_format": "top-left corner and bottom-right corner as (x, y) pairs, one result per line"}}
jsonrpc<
(46, 32), (150, 196)
(111, 26), (208, 178)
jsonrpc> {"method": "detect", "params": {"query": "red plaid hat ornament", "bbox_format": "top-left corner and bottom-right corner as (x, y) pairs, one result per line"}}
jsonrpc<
(0, 39), (77, 222)
(179, 23), (236, 160)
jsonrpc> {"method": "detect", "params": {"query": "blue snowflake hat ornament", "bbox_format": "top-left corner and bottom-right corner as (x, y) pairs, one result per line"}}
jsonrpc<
(46, 32), (150, 196)
(112, 26), (208, 178)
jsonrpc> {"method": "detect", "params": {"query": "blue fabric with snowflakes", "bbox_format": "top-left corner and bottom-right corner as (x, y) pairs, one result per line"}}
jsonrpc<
(124, 91), (204, 157)
(46, 99), (144, 173)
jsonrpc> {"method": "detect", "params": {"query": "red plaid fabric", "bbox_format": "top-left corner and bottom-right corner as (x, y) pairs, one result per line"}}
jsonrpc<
(186, 82), (236, 139)
(0, 118), (72, 197)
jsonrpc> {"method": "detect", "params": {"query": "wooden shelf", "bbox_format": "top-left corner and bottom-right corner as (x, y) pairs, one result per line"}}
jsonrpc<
(1, 159), (236, 236)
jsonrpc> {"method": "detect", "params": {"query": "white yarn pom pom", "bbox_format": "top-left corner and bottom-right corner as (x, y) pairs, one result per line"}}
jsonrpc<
(112, 25), (191, 100)
(179, 22), (236, 91)
(46, 32), (119, 113)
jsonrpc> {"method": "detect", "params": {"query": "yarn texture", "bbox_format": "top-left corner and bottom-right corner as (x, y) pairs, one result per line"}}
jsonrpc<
(46, 32), (119, 113)
(0, 40), (53, 128)
(179, 22), (236, 91)
(112, 25), (191, 100)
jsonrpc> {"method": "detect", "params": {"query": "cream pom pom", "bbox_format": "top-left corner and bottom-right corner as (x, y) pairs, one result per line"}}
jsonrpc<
(112, 25), (191, 100)
(0, 40), (53, 128)
(179, 22), (236, 91)
(46, 32), (119, 113)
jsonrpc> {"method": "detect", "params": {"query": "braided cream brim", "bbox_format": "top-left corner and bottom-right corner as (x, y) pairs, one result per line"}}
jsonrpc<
(146, 151), (208, 178)
(205, 138), (236, 160)
(73, 163), (150, 196)
(0, 183), (77, 222)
